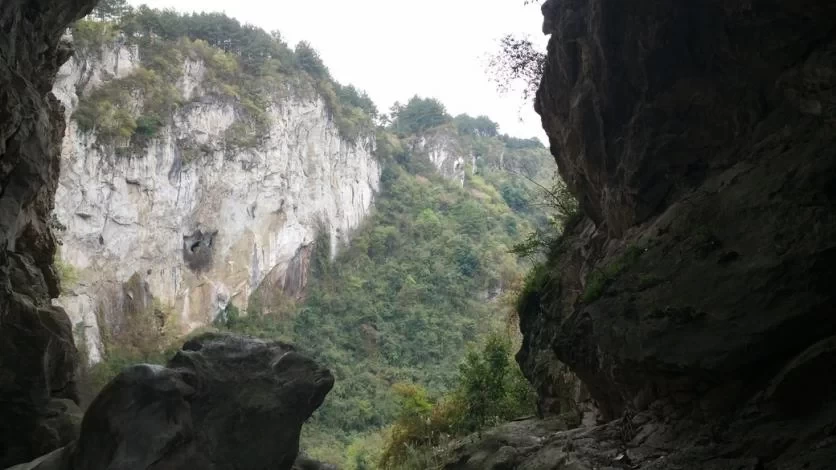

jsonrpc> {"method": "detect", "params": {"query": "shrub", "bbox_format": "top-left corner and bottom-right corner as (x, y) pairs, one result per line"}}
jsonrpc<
(55, 256), (79, 294)
(515, 263), (549, 317)
(72, 19), (118, 52)
(379, 333), (536, 469)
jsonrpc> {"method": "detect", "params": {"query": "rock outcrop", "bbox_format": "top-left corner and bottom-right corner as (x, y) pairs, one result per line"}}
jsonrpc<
(50, 40), (380, 364)
(407, 127), (473, 185)
(499, 0), (836, 468)
(0, 0), (97, 466)
(7, 333), (334, 470)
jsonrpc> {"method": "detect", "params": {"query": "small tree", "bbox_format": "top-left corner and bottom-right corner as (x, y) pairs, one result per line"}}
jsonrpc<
(454, 114), (499, 137)
(457, 334), (512, 431)
(311, 226), (332, 281)
(488, 34), (546, 101)
(295, 41), (330, 80)
(510, 174), (580, 259)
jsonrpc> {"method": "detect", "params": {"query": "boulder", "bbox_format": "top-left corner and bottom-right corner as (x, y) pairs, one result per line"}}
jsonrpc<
(7, 333), (334, 470)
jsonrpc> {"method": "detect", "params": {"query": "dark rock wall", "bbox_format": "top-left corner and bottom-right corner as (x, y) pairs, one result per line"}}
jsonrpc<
(0, 0), (96, 466)
(524, 0), (836, 420)
(448, 0), (836, 468)
(536, 0), (836, 236)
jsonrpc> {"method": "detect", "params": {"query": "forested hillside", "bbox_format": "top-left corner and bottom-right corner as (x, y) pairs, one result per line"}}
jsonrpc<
(223, 97), (556, 465)
(67, 4), (559, 467)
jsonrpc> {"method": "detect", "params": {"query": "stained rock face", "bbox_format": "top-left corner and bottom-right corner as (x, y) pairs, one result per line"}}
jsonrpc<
(509, 0), (836, 467)
(8, 334), (334, 470)
(0, 0), (97, 466)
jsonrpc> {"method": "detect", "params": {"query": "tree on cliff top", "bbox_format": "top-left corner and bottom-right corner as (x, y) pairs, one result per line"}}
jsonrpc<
(390, 96), (452, 135)
(454, 114), (499, 137)
(92, 0), (131, 21)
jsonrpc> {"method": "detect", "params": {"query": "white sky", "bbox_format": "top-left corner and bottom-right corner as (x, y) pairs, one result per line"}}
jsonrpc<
(126, 0), (548, 141)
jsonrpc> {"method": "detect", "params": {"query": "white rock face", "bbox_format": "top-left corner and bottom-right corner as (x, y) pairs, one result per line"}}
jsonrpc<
(412, 128), (471, 186)
(52, 43), (380, 364)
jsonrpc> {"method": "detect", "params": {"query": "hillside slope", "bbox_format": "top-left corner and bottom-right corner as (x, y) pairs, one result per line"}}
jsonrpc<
(224, 99), (557, 463)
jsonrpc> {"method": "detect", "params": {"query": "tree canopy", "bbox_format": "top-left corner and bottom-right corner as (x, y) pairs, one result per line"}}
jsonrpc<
(454, 114), (499, 137)
(390, 96), (452, 134)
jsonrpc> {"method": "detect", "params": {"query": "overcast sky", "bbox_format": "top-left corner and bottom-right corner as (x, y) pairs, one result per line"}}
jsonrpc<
(126, 0), (548, 141)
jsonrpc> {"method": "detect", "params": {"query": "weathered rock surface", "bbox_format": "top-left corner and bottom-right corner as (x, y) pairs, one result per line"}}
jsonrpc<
(7, 333), (334, 470)
(406, 126), (473, 186)
(50, 40), (381, 364)
(497, 0), (836, 468)
(0, 0), (96, 466)
(444, 397), (836, 470)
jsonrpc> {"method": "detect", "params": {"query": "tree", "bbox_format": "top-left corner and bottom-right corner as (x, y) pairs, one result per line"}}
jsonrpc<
(336, 84), (378, 118)
(390, 96), (451, 134)
(295, 41), (330, 80)
(92, 0), (131, 21)
(500, 182), (530, 213)
(488, 34), (546, 101)
(454, 114), (499, 137)
(457, 334), (512, 431)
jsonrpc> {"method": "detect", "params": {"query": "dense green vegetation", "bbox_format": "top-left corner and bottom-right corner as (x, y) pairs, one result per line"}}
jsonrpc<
(71, 4), (376, 149)
(377, 334), (536, 469)
(215, 104), (556, 463)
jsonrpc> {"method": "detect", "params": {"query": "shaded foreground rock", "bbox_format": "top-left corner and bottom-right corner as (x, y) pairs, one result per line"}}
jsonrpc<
(0, 0), (97, 466)
(7, 333), (334, 470)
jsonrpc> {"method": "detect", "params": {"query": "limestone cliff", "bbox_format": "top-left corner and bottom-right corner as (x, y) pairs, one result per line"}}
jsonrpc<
(444, 0), (836, 469)
(50, 39), (380, 364)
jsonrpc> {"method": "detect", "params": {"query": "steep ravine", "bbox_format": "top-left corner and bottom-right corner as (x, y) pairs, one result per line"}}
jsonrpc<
(51, 40), (380, 364)
(445, 0), (836, 469)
